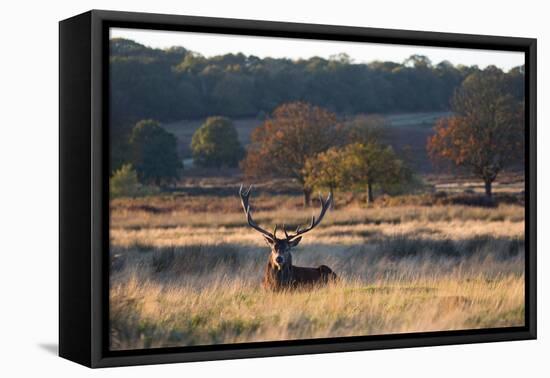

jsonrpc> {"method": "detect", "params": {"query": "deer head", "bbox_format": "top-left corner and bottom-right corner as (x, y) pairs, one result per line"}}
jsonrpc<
(239, 185), (332, 271)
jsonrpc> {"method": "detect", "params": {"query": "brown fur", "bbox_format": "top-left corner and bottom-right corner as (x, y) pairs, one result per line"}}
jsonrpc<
(239, 186), (337, 291)
(263, 261), (338, 291)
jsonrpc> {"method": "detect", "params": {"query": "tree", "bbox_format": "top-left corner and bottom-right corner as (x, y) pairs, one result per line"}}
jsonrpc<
(427, 67), (524, 197)
(110, 37), (481, 126)
(110, 164), (139, 198)
(403, 54), (432, 69)
(129, 119), (182, 185)
(342, 143), (410, 204)
(191, 116), (244, 168)
(303, 147), (350, 208)
(241, 102), (343, 206)
(304, 142), (410, 205)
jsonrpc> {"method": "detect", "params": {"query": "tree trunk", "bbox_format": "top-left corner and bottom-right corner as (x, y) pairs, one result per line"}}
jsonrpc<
(303, 187), (312, 207)
(484, 179), (493, 198)
(366, 183), (374, 205)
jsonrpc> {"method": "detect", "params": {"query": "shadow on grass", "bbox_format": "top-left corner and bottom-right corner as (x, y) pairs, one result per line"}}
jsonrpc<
(110, 233), (524, 284)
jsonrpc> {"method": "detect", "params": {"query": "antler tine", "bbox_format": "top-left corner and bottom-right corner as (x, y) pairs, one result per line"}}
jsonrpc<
(241, 183), (252, 195)
(283, 224), (290, 239)
(285, 192), (332, 241)
(238, 184), (274, 240)
(239, 184), (249, 206)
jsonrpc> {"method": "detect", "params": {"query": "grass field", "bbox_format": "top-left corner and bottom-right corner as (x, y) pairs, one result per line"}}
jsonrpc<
(109, 180), (525, 350)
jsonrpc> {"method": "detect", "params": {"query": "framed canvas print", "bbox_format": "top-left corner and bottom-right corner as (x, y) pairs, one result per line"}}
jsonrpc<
(59, 10), (537, 368)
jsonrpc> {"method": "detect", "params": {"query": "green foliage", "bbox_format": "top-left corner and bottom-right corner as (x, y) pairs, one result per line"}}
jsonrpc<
(110, 164), (140, 198)
(191, 117), (245, 168)
(110, 38), (525, 133)
(303, 147), (349, 193)
(305, 142), (413, 204)
(129, 119), (182, 185)
(349, 143), (412, 196)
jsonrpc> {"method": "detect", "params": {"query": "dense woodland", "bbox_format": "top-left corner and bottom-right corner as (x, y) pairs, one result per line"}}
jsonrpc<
(110, 38), (524, 132)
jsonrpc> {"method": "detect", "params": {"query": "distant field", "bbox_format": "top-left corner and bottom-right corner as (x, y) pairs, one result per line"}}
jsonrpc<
(382, 112), (452, 172)
(384, 112), (451, 129)
(109, 176), (525, 350)
(161, 112), (450, 171)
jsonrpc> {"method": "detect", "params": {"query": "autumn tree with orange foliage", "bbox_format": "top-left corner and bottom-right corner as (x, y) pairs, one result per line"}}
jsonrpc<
(427, 67), (524, 198)
(241, 102), (344, 206)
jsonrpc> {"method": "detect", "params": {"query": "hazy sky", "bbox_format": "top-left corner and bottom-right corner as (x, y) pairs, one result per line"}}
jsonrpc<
(111, 28), (524, 71)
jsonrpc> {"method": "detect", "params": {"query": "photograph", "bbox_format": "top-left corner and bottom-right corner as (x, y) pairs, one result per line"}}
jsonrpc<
(107, 28), (526, 351)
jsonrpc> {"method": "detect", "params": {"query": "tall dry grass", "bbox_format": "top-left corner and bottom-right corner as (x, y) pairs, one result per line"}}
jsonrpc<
(109, 194), (525, 350)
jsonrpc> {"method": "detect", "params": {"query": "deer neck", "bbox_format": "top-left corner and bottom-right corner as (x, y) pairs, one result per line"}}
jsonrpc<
(267, 260), (293, 286)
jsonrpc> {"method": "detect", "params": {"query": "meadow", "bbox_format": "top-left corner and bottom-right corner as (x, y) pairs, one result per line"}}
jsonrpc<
(109, 178), (525, 350)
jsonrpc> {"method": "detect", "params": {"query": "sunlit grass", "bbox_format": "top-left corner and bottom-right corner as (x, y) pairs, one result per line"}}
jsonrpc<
(110, 272), (524, 350)
(109, 193), (525, 350)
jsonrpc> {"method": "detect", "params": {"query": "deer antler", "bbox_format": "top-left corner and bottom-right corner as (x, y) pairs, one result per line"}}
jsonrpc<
(239, 185), (275, 241)
(285, 192), (333, 241)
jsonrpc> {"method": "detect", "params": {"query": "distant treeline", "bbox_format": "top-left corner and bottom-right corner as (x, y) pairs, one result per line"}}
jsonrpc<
(110, 38), (524, 126)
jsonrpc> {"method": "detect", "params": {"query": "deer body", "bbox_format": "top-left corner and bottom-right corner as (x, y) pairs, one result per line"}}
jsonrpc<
(263, 262), (337, 291)
(239, 185), (338, 291)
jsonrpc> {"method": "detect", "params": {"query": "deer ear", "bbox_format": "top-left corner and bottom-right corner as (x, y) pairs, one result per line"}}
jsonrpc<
(263, 235), (274, 245)
(288, 237), (302, 247)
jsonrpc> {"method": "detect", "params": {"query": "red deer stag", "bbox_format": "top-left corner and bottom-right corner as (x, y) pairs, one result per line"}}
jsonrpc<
(239, 185), (338, 291)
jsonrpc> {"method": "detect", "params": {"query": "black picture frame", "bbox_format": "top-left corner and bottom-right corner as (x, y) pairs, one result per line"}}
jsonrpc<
(59, 9), (537, 368)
